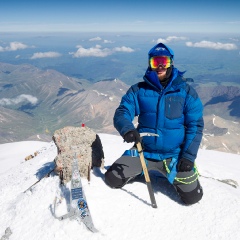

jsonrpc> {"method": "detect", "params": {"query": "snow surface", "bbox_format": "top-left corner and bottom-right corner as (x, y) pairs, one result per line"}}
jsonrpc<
(0, 133), (240, 240)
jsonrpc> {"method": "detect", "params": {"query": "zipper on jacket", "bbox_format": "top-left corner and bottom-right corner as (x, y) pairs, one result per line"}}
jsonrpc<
(155, 89), (165, 130)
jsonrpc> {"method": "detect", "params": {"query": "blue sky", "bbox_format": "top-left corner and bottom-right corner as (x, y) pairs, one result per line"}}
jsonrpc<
(0, 0), (240, 33)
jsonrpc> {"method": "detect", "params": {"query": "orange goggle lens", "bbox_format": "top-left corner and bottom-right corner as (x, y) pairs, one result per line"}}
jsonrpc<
(149, 56), (172, 69)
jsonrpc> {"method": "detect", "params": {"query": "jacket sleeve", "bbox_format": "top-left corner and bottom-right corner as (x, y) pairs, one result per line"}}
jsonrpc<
(181, 85), (204, 162)
(113, 86), (140, 137)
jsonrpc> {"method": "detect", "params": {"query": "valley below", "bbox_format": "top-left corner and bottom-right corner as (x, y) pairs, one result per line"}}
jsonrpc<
(1, 62), (240, 155)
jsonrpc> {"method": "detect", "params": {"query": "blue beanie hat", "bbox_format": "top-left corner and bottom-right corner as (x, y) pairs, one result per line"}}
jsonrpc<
(148, 43), (174, 60)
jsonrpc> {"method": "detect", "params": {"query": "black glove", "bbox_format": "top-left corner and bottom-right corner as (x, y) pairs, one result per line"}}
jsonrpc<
(123, 130), (141, 144)
(177, 158), (194, 172)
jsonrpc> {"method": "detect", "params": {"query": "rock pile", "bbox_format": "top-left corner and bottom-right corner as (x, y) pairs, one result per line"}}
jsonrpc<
(52, 126), (104, 184)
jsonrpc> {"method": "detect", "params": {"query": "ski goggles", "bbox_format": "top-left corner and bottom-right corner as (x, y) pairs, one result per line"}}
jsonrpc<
(149, 56), (172, 69)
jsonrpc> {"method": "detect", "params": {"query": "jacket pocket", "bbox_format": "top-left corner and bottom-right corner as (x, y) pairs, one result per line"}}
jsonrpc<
(165, 96), (184, 119)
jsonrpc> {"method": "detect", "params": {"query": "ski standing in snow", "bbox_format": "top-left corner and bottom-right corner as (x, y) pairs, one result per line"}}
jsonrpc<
(53, 153), (98, 233)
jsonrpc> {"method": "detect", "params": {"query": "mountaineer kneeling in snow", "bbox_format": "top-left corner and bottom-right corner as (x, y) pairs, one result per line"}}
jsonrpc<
(105, 43), (204, 205)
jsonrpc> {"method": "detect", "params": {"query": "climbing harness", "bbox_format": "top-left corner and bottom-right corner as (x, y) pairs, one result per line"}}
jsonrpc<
(163, 159), (199, 184)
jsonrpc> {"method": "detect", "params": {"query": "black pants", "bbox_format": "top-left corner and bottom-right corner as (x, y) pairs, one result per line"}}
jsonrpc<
(105, 155), (203, 205)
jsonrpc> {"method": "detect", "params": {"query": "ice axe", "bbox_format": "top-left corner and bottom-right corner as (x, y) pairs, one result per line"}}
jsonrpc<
(136, 132), (159, 208)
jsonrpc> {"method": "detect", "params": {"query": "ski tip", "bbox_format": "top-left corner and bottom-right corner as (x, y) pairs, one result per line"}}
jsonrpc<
(87, 225), (98, 233)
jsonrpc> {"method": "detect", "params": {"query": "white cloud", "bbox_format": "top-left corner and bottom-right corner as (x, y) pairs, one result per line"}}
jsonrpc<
(113, 46), (134, 52)
(103, 40), (114, 43)
(229, 38), (239, 42)
(30, 52), (62, 59)
(0, 94), (38, 106)
(8, 42), (28, 51)
(0, 41), (29, 52)
(89, 37), (114, 43)
(155, 36), (187, 44)
(69, 45), (134, 58)
(70, 45), (112, 57)
(89, 37), (102, 41)
(186, 41), (238, 50)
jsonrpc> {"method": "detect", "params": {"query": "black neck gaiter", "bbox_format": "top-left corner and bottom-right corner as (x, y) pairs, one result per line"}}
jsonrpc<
(160, 65), (173, 87)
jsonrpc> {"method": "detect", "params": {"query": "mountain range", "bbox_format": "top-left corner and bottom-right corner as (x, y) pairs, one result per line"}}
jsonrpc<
(0, 62), (239, 155)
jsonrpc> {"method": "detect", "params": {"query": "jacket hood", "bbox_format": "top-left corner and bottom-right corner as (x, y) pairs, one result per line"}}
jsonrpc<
(148, 43), (174, 60)
(144, 67), (179, 90)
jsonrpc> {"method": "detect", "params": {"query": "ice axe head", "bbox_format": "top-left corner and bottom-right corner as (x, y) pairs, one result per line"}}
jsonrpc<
(139, 132), (159, 138)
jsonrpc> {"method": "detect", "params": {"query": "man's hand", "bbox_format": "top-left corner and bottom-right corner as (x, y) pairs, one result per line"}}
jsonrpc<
(177, 158), (194, 172)
(123, 130), (141, 144)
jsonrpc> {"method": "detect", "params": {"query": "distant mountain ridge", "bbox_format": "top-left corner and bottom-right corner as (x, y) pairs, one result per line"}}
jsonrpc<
(195, 83), (240, 119)
(0, 62), (127, 142)
(0, 62), (239, 155)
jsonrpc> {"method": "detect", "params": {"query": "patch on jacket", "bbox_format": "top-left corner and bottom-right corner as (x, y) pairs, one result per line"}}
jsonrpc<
(165, 96), (185, 119)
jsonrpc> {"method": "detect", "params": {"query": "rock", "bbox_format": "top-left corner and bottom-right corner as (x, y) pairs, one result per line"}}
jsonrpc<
(52, 126), (104, 184)
(25, 155), (34, 161)
(0, 227), (12, 240)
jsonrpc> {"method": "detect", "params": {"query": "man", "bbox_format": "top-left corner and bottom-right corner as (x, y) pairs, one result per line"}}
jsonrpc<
(105, 43), (204, 205)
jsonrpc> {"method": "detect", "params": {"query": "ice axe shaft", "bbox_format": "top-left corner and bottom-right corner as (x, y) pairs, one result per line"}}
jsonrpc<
(136, 138), (157, 208)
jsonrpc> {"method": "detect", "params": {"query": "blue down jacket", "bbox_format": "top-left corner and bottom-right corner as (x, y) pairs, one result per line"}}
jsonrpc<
(113, 67), (204, 163)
